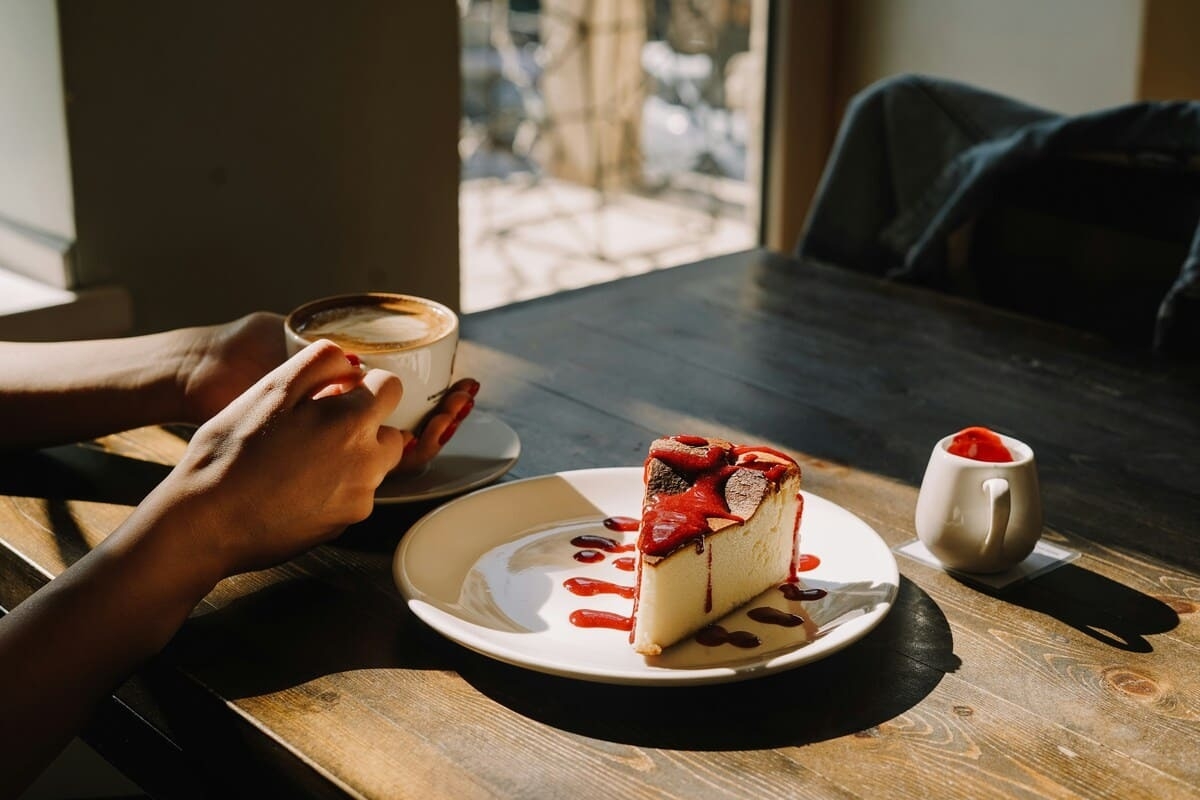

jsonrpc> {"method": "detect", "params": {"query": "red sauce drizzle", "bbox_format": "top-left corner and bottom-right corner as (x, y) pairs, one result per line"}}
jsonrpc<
(573, 550), (605, 564)
(639, 466), (742, 557)
(603, 516), (639, 532)
(705, 544), (714, 613)
(787, 494), (806, 580)
(654, 438), (728, 471)
(731, 444), (798, 464)
(570, 535), (635, 553)
(748, 607), (806, 627)
(569, 610), (633, 631)
(796, 553), (820, 572)
(564, 578), (635, 599)
(778, 584), (827, 601)
(695, 624), (760, 648)
(947, 426), (1013, 462)
(672, 434), (711, 447)
(640, 435), (803, 558)
(612, 556), (636, 572)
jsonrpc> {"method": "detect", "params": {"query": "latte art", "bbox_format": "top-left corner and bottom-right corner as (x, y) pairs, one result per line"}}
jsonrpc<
(304, 307), (431, 346)
(296, 299), (455, 353)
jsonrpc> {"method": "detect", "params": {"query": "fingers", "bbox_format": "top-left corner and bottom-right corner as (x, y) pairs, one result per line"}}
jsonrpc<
(432, 379), (480, 447)
(400, 379), (479, 468)
(376, 425), (411, 473)
(286, 354), (478, 476)
(289, 343), (402, 442)
(277, 340), (364, 407)
(310, 375), (364, 401)
(357, 368), (404, 425)
(308, 363), (405, 476)
(447, 378), (482, 400)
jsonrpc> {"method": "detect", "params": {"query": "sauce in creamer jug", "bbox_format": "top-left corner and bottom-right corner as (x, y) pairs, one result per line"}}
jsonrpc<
(947, 426), (1013, 463)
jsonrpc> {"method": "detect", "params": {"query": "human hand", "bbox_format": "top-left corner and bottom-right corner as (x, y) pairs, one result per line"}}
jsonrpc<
(176, 312), (288, 425)
(173, 312), (480, 471)
(396, 377), (481, 472)
(156, 339), (408, 579)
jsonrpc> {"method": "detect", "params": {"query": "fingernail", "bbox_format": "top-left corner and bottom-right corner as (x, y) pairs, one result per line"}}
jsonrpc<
(438, 421), (460, 446)
(466, 379), (481, 397)
(346, 353), (361, 367)
(453, 398), (475, 424)
(404, 436), (418, 454)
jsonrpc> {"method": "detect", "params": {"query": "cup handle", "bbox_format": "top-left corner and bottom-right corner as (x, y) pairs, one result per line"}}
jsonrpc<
(980, 477), (1011, 563)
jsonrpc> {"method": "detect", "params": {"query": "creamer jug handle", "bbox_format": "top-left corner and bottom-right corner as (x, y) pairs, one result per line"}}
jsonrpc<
(980, 477), (1010, 563)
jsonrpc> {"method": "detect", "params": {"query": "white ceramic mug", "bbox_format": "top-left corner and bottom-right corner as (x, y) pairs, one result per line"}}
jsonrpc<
(285, 292), (459, 432)
(914, 430), (1043, 573)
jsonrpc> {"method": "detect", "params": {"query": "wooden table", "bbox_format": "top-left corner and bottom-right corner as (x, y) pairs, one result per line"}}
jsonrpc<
(2, 249), (1198, 799)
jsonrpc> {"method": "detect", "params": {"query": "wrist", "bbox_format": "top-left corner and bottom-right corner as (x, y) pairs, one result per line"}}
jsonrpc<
(169, 324), (219, 425)
(124, 469), (233, 603)
(87, 480), (229, 653)
(96, 325), (201, 428)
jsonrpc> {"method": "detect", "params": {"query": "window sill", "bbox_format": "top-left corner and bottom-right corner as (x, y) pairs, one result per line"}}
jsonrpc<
(0, 268), (132, 341)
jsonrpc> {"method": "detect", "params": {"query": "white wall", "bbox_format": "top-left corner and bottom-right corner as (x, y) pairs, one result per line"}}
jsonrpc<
(836, 0), (1146, 115)
(0, 0), (74, 238)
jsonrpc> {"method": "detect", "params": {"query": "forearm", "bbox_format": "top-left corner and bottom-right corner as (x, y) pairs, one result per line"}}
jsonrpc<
(0, 482), (224, 795)
(0, 329), (197, 449)
(0, 333), (402, 795)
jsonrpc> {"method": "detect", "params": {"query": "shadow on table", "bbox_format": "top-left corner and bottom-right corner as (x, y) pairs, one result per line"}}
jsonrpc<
(3, 444), (963, 751)
(0, 445), (173, 580)
(968, 563), (1180, 653)
(168, 572), (461, 692)
(156, 573), (955, 753)
(0, 445), (170, 507)
(458, 575), (958, 750)
(163, 497), (480, 693)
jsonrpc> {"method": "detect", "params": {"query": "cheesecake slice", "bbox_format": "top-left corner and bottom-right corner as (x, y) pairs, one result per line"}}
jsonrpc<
(631, 435), (803, 655)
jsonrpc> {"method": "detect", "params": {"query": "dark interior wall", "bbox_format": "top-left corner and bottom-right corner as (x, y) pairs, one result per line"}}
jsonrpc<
(58, 1), (461, 332)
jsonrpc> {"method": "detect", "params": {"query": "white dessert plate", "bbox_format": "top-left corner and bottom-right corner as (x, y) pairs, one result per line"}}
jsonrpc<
(393, 467), (899, 685)
(375, 411), (521, 504)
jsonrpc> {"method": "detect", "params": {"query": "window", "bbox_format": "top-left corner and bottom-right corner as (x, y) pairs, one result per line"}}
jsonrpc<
(459, 0), (766, 311)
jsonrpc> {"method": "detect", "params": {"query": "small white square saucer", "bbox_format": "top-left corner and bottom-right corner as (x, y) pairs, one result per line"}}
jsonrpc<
(893, 538), (1080, 589)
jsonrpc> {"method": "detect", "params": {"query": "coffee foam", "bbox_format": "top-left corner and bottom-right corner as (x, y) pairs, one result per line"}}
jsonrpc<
(296, 300), (454, 352)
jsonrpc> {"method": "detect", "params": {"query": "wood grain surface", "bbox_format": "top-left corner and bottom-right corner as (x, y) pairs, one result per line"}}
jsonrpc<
(1, 250), (1197, 799)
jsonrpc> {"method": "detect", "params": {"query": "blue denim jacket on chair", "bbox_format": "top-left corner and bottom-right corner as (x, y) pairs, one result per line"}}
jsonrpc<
(797, 74), (1200, 355)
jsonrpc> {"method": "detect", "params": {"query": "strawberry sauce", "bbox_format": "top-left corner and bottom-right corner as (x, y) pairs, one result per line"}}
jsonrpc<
(947, 426), (1013, 462)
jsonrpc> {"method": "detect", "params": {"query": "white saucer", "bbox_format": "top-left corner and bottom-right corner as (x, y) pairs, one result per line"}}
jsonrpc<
(393, 467), (898, 685)
(374, 411), (521, 504)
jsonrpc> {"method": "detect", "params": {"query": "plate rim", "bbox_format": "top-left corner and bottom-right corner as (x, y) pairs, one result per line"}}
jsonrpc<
(394, 466), (899, 685)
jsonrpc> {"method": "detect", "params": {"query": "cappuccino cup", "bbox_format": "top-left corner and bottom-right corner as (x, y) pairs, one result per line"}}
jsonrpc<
(285, 293), (459, 432)
(914, 427), (1044, 574)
